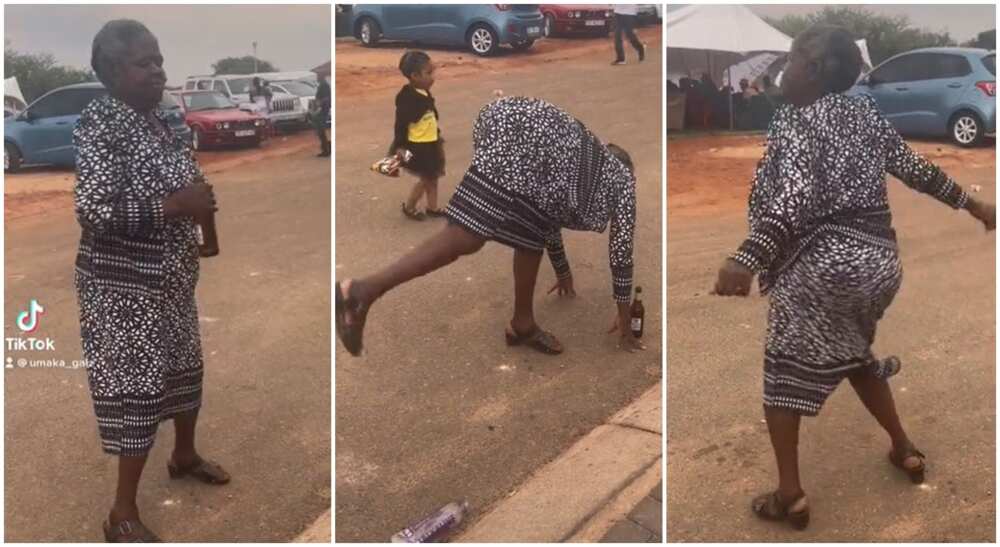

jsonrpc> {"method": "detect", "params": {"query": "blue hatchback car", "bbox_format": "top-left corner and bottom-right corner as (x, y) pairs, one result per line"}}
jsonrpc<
(848, 47), (996, 147)
(351, 4), (544, 56)
(4, 82), (192, 173)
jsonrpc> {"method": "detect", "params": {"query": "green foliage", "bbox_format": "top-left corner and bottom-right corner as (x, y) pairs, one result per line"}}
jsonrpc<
(211, 56), (278, 75)
(765, 6), (959, 65)
(4, 41), (97, 103)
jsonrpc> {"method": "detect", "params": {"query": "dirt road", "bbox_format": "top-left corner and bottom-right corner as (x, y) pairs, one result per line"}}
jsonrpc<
(666, 135), (996, 541)
(334, 29), (662, 542)
(4, 145), (331, 541)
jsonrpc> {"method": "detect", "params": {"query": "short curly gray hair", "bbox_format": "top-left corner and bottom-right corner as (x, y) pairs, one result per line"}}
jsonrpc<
(91, 19), (155, 88)
(794, 25), (863, 94)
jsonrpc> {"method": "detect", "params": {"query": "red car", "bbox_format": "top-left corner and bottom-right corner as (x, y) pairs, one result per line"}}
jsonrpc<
(540, 4), (612, 37)
(173, 90), (269, 151)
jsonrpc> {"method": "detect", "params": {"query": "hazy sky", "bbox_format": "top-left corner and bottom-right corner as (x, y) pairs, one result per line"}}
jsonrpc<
(5, 4), (331, 86)
(667, 4), (995, 42)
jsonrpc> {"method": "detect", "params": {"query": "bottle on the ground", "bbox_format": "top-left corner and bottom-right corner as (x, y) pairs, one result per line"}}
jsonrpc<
(390, 500), (469, 543)
(630, 286), (644, 339)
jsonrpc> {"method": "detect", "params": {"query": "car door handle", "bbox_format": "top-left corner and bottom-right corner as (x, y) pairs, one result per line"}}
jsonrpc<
(894, 87), (909, 92)
(55, 121), (70, 125)
(947, 83), (963, 88)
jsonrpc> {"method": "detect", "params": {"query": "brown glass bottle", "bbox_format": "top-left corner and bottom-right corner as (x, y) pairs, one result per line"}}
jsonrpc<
(193, 176), (219, 257)
(630, 286), (644, 339)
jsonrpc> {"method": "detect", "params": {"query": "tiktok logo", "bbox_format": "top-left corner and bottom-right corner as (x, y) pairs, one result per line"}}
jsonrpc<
(16, 299), (44, 333)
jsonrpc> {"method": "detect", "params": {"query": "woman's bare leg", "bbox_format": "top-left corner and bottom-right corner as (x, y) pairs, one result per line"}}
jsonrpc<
(424, 176), (440, 211)
(344, 224), (485, 310)
(511, 248), (542, 334)
(109, 455), (148, 524)
(405, 179), (426, 211)
(848, 367), (921, 468)
(764, 406), (805, 501)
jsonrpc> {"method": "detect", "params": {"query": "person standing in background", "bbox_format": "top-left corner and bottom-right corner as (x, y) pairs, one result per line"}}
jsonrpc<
(315, 74), (331, 157)
(612, 4), (645, 66)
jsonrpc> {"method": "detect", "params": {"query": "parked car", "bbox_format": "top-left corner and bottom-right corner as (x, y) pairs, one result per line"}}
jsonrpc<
(540, 5), (611, 37)
(172, 90), (269, 151)
(183, 74), (308, 128)
(848, 47), (996, 147)
(351, 4), (544, 57)
(269, 80), (317, 124)
(636, 4), (661, 25)
(4, 83), (192, 173)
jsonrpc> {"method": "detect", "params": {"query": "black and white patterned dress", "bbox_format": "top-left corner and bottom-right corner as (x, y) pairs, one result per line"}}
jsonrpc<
(445, 97), (637, 303)
(732, 93), (968, 416)
(74, 95), (204, 456)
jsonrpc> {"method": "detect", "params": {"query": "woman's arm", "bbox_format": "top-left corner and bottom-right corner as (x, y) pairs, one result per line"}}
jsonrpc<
(609, 181), (636, 305)
(544, 230), (571, 281)
(73, 113), (165, 238)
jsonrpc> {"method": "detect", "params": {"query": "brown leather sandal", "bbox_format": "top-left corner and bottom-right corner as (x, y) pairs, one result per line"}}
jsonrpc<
(504, 325), (563, 355)
(889, 444), (926, 484)
(401, 202), (426, 221)
(167, 456), (231, 485)
(103, 519), (162, 543)
(751, 490), (810, 530)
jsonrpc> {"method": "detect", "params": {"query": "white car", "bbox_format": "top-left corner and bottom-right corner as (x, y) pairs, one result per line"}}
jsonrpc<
(269, 80), (318, 124)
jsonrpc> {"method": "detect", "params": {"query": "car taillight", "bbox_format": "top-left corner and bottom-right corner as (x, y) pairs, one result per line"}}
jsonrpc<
(976, 81), (995, 97)
(495, 4), (510, 10)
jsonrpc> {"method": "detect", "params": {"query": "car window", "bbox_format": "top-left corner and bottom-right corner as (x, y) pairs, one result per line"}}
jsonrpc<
(273, 81), (315, 96)
(182, 92), (237, 111)
(925, 53), (972, 79)
(227, 78), (253, 95)
(184, 81), (196, 90)
(28, 88), (105, 119)
(66, 88), (109, 115)
(871, 53), (927, 84)
(982, 54), (996, 76)
(196, 80), (212, 90)
(212, 80), (229, 95)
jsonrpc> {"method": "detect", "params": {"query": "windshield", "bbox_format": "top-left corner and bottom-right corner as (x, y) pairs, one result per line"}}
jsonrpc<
(183, 92), (237, 111)
(160, 92), (181, 109)
(273, 81), (316, 97)
(983, 54), (995, 76)
(226, 77), (253, 94)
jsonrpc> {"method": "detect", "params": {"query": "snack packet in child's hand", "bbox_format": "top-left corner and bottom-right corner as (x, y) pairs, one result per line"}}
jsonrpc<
(371, 149), (413, 177)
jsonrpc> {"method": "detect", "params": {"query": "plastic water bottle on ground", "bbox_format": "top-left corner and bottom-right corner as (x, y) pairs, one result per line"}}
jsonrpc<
(390, 500), (469, 543)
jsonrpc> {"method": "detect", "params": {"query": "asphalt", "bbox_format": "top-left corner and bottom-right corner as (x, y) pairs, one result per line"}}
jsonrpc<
(4, 147), (332, 541)
(334, 42), (663, 541)
(666, 156), (996, 541)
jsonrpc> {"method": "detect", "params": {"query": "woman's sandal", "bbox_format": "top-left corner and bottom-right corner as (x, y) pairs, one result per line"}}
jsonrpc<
(103, 519), (162, 543)
(336, 280), (369, 356)
(752, 490), (810, 530)
(167, 456), (231, 485)
(504, 325), (563, 355)
(425, 208), (447, 219)
(401, 203), (426, 221)
(889, 443), (927, 484)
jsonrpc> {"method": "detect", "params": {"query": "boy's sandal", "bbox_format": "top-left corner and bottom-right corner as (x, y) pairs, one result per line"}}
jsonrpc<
(336, 280), (369, 356)
(752, 490), (810, 530)
(401, 203), (426, 221)
(504, 325), (563, 355)
(889, 444), (926, 484)
(103, 519), (162, 543)
(167, 457), (231, 485)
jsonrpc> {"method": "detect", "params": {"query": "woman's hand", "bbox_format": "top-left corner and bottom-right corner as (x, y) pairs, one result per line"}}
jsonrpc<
(163, 182), (217, 219)
(967, 197), (996, 231)
(547, 275), (576, 298)
(712, 258), (754, 297)
(608, 302), (647, 353)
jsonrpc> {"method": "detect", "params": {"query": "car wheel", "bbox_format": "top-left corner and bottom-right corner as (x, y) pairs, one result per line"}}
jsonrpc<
(468, 24), (499, 56)
(5, 141), (22, 173)
(543, 14), (556, 37)
(192, 128), (203, 151)
(358, 17), (381, 47)
(512, 39), (535, 52)
(949, 111), (984, 147)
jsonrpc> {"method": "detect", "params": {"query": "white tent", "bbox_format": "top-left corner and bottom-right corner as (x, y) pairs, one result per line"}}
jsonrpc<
(666, 5), (792, 128)
(5, 77), (27, 111)
(722, 52), (781, 87)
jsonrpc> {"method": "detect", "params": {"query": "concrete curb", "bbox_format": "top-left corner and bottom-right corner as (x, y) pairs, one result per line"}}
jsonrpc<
(293, 509), (331, 543)
(456, 382), (662, 543)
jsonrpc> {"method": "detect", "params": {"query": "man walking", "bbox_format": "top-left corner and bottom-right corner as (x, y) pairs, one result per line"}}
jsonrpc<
(612, 4), (645, 65)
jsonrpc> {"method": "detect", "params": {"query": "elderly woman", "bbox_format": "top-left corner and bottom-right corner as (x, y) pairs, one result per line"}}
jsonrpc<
(75, 20), (228, 542)
(337, 96), (646, 356)
(713, 26), (995, 529)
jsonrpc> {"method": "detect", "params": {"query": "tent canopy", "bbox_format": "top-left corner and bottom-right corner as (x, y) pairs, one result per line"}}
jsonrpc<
(5, 77), (26, 110)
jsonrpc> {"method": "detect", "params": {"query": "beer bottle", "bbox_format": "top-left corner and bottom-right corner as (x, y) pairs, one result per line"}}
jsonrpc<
(630, 286), (644, 338)
(193, 174), (219, 257)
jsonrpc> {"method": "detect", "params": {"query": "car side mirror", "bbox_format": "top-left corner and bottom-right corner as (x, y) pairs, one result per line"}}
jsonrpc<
(19, 110), (35, 122)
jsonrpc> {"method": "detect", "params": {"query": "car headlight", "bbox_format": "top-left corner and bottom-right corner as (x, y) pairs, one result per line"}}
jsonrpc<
(215, 122), (223, 130)
(223, 122), (231, 129)
(255, 120), (265, 126)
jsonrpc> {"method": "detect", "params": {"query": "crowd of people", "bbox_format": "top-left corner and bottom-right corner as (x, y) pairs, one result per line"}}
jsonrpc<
(668, 72), (783, 130)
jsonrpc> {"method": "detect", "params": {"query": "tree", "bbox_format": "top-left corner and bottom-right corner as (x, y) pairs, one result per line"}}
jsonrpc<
(211, 56), (278, 75)
(962, 29), (996, 50)
(765, 6), (957, 65)
(5, 41), (97, 103)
